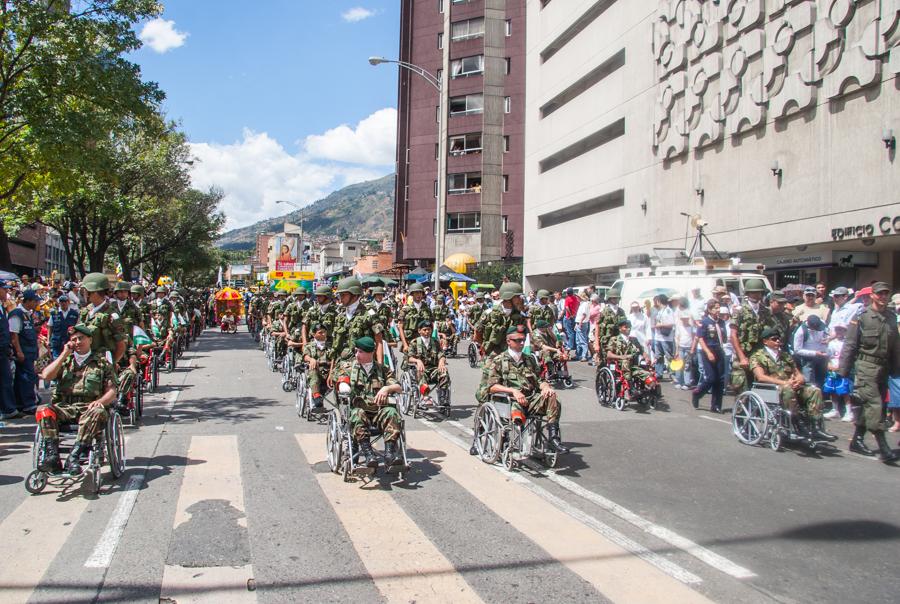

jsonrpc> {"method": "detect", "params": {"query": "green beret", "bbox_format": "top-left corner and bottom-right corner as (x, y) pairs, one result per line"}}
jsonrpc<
(354, 336), (376, 352)
(417, 319), (432, 329)
(505, 325), (526, 336)
(72, 323), (95, 337)
(535, 319), (550, 328)
(82, 272), (111, 292)
(617, 318), (631, 327)
(314, 285), (332, 296)
(760, 327), (780, 340)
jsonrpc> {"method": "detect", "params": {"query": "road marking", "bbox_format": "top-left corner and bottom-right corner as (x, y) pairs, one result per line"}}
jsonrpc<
(0, 487), (90, 602)
(413, 429), (709, 602)
(275, 426), (284, 431)
(699, 415), (731, 425)
(295, 433), (484, 604)
(161, 564), (256, 604)
(84, 473), (146, 568)
(438, 415), (754, 580)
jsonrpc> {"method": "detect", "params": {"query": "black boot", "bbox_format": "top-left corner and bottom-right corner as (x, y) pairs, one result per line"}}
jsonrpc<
(384, 440), (402, 467)
(357, 438), (378, 468)
(547, 423), (569, 454)
(37, 438), (61, 473)
(873, 432), (899, 463)
(691, 389), (700, 410)
(795, 418), (812, 440)
(849, 425), (875, 456)
(65, 442), (85, 475)
(811, 418), (838, 442)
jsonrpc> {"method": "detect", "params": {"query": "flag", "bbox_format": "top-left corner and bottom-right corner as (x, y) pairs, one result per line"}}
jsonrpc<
(383, 340), (394, 371)
(132, 325), (152, 346)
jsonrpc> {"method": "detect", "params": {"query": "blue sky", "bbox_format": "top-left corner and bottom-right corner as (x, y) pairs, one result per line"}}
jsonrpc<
(132, 1), (401, 229)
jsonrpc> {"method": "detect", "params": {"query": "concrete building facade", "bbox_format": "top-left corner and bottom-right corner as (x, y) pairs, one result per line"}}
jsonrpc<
(523, 0), (900, 291)
(394, 0), (526, 266)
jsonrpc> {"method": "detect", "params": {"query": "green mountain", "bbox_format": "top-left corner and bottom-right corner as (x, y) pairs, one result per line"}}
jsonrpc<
(217, 173), (395, 249)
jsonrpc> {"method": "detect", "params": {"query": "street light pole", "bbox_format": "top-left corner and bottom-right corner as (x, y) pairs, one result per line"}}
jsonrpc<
(369, 56), (446, 294)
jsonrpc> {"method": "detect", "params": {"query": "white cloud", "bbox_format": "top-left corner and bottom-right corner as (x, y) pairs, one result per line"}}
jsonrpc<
(189, 109), (396, 230)
(341, 7), (377, 22)
(139, 18), (188, 53)
(304, 108), (397, 166)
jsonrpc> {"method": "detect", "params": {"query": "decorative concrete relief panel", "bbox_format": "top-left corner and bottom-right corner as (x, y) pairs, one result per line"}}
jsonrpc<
(652, 0), (896, 158)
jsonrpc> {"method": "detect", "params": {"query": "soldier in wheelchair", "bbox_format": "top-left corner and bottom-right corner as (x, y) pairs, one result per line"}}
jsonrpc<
(35, 324), (117, 475)
(436, 315), (458, 357)
(749, 327), (836, 442)
(405, 320), (451, 410)
(530, 319), (572, 387)
(599, 319), (660, 408)
(302, 323), (332, 415)
(338, 336), (403, 468)
(481, 325), (568, 454)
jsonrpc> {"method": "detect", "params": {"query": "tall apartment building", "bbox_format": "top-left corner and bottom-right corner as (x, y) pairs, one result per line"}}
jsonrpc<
(524, 1), (900, 291)
(394, 0), (525, 267)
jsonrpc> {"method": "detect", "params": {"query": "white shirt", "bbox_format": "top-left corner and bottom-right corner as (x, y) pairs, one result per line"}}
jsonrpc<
(8, 304), (25, 333)
(575, 300), (590, 325)
(764, 345), (779, 361)
(675, 308), (694, 347)
(655, 306), (675, 342)
(793, 325), (828, 358)
(827, 338), (844, 371)
(828, 302), (863, 334)
(344, 299), (360, 318)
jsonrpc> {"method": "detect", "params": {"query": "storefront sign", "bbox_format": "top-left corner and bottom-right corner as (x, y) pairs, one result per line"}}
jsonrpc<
(268, 271), (315, 280)
(831, 216), (900, 240)
(755, 251), (877, 269)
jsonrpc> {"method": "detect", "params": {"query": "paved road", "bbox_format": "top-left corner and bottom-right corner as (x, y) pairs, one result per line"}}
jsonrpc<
(0, 330), (897, 603)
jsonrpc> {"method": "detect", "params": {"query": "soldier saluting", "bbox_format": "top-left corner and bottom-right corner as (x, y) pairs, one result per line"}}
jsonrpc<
(839, 281), (899, 462)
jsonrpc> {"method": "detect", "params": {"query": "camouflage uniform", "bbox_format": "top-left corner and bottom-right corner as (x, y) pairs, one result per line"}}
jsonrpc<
(607, 334), (651, 383)
(304, 302), (337, 343)
(406, 335), (450, 390)
(367, 290), (395, 342)
(749, 348), (822, 418)
(468, 300), (487, 331)
(37, 353), (116, 442)
(730, 301), (773, 392)
(529, 293), (557, 327)
(481, 351), (560, 423)
(331, 304), (384, 372)
(597, 304), (627, 355)
(478, 305), (527, 357)
(302, 339), (332, 398)
(432, 300), (450, 322)
(436, 317), (457, 352)
(347, 360), (402, 443)
(531, 326), (564, 364)
(398, 301), (433, 345)
(79, 302), (127, 359)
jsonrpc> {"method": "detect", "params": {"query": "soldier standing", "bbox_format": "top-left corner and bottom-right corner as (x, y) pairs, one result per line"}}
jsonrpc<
(839, 281), (899, 462)
(476, 282), (527, 357)
(728, 279), (771, 393)
(131, 285), (151, 329)
(397, 282), (433, 352)
(529, 290), (558, 329)
(593, 288), (626, 362)
(113, 281), (143, 333)
(303, 285), (337, 345)
(79, 273), (127, 364)
(768, 290), (792, 342)
(328, 277), (385, 383)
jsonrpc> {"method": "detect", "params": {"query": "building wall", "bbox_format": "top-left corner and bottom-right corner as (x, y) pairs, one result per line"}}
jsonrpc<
(523, 0), (900, 291)
(395, 0), (526, 265)
(8, 223), (47, 277)
(354, 251), (395, 275)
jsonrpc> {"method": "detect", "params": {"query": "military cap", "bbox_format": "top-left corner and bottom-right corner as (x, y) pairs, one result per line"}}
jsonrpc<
(417, 319), (433, 329)
(371, 286), (385, 295)
(760, 327), (781, 340)
(314, 285), (332, 296)
(499, 282), (523, 301)
(408, 282), (425, 293)
(354, 336), (376, 352)
(335, 277), (362, 296)
(803, 286), (816, 295)
(130, 284), (146, 295)
(535, 319), (550, 328)
(293, 286), (308, 296)
(82, 272), (111, 292)
(770, 289), (787, 303)
(872, 281), (890, 294)
(71, 323), (95, 337)
(617, 317), (631, 327)
(114, 281), (132, 292)
(536, 289), (550, 300)
(831, 286), (850, 296)
(505, 325), (526, 336)
(607, 288), (622, 299)
(22, 289), (40, 302)
(743, 278), (767, 293)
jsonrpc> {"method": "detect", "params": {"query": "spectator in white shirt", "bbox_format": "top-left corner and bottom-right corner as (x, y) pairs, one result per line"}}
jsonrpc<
(793, 314), (829, 388)
(827, 286), (862, 335)
(653, 295), (676, 378)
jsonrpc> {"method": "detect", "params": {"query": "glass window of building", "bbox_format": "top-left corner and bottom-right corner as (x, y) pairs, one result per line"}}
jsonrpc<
(451, 17), (484, 41)
(450, 55), (484, 78)
(447, 212), (481, 233)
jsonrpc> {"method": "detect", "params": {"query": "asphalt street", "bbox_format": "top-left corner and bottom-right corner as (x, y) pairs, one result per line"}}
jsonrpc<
(0, 329), (898, 603)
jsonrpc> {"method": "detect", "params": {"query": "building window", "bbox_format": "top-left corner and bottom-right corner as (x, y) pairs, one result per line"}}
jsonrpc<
(437, 33), (443, 49)
(502, 215), (509, 233)
(538, 189), (625, 229)
(435, 143), (439, 160)
(504, 96), (511, 113)
(449, 93), (484, 116)
(502, 175), (509, 192)
(436, 68), (443, 83)
(540, 49), (626, 119)
(372, 260), (379, 270)
(503, 135), (510, 152)
(434, 180), (438, 197)
(447, 172), (482, 194)
(447, 212), (481, 233)
(450, 55), (484, 78)
(505, 19), (512, 36)
(451, 17), (484, 41)
(448, 132), (482, 156)
(539, 117), (625, 173)
(438, 0), (443, 13)
(436, 105), (440, 122)
(504, 58), (511, 74)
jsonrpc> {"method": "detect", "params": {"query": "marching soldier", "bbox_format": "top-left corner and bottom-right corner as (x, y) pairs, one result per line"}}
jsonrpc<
(397, 282), (432, 352)
(594, 288), (626, 362)
(301, 323), (333, 414)
(79, 273), (127, 364)
(367, 286), (394, 342)
(839, 281), (899, 462)
(529, 290), (557, 329)
(131, 285), (151, 329)
(729, 278), (772, 393)
(768, 290), (792, 342)
(476, 282), (527, 357)
(328, 277), (385, 383)
(303, 285), (337, 345)
(113, 281), (142, 333)
(468, 292), (488, 332)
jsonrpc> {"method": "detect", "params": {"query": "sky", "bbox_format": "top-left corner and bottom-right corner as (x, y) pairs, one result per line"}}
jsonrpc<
(131, 1), (401, 230)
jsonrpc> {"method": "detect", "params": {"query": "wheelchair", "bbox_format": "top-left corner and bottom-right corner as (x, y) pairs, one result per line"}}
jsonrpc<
(398, 365), (450, 419)
(472, 394), (559, 470)
(538, 354), (573, 389)
(25, 410), (126, 495)
(467, 341), (479, 368)
(731, 383), (834, 452)
(295, 363), (332, 422)
(326, 392), (410, 482)
(439, 333), (458, 357)
(120, 368), (143, 427)
(594, 358), (661, 411)
(281, 349), (300, 392)
(143, 346), (162, 393)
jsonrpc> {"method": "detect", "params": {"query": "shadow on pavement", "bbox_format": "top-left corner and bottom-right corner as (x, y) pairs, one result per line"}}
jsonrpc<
(141, 396), (282, 427)
(779, 519), (900, 541)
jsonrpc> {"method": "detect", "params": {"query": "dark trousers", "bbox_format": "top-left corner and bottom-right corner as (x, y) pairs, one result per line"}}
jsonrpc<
(563, 317), (576, 351)
(695, 350), (725, 411)
(14, 356), (37, 411)
(0, 353), (15, 414)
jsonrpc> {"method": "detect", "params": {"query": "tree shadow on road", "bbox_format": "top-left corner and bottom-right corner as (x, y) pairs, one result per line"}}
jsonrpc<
(140, 396), (282, 427)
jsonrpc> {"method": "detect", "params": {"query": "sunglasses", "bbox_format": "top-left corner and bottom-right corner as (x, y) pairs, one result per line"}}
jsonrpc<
(508, 337), (525, 343)
(766, 336), (782, 342)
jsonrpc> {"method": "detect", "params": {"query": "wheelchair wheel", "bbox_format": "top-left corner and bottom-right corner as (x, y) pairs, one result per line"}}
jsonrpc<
(467, 343), (478, 368)
(166, 350), (175, 373)
(732, 392), (769, 446)
(31, 426), (41, 469)
(769, 431), (782, 451)
(613, 396), (627, 411)
(474, 403), (503, 464)
(25, 470), (47, 494)
(398, 372), (413, 416)
(326, 410), (343, 473)
(150, 357), (159, 392)
(106, 413), (126, 479)
(563, 376), (574, 389)
(595, 367), (615, 406)
(296, 374), (309, 418)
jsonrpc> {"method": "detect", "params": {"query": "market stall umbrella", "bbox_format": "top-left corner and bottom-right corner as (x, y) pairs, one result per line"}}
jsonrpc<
(378, 276), (398, 286)
(0, 270), (18, 281)
(637, 287), (679, 300)
(405, 267), (429, 281)
(360, 275), (384, 286)
(421, 267), (476, 283)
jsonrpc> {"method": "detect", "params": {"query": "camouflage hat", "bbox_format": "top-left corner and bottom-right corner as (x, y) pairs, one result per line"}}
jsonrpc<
(314, 285), (332, 297)
(499, 282), (523, 301)
(744, 278), (767, 293)
(371, 286), (385, 295)
(335, 277), (363, 296)
(71, 323), (95, 338)
(82, 272), (111, 292)
(354, 336), (376, 352)
(114, 281), (131, 293)
(607, 288), (622, 299)
(408, 282), (425, 293)
(770, 289), (787, 303)
(293, 286), (308, 296)
(130, 284), (146, 295)
(536, 289), (550, 300)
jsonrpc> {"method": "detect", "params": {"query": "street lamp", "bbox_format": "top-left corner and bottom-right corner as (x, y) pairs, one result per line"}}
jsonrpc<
(369, 55), (446, 294)
(275, 199), (305, 271)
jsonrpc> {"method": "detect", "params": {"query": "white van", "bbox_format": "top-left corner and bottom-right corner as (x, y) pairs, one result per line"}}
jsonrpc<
(610, 259), (772, 305)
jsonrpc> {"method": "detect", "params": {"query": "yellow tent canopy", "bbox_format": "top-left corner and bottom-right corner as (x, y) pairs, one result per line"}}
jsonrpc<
(443, 252), (476, 274)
